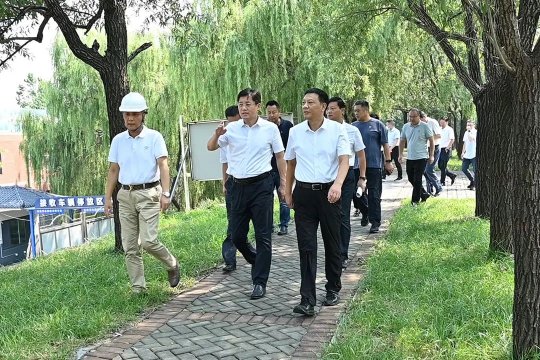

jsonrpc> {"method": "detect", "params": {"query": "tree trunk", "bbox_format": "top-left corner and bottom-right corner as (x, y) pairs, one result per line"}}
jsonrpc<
(100, 64), (129, 251)
(512, 58), (540, 359)
(473, 75), (513, 253)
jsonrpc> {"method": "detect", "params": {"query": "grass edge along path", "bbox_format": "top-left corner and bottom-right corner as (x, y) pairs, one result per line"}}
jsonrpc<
(0, 201), (228, 360)
(324, 199), (513, 360)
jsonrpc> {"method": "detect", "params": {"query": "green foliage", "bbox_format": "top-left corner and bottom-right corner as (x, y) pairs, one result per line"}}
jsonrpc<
(0, 202), (228, 360)
(324, 199), (513, 359)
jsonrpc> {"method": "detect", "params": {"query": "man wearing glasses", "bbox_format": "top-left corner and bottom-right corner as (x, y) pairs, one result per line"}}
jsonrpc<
(207, 88), (286, 300)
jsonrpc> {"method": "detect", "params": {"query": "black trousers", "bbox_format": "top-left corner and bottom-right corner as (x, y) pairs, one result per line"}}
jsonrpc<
(438, 147), (456, 184)
(340, 169), (355, 259)
(293, 185), (342, 306)
(391, 147), (403, 178)
(406, 159), (428, 203)
(359, 168), (383, 225)
(229, 174), (274, 286)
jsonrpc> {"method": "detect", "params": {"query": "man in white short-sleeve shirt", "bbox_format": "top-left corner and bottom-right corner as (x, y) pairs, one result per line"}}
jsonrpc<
(105, 92), (179, 294)
(438, 117), (457, 186)
(207, 88), (286, 300)
(326, 96), (366, 270)
(284, 88), (350, 316)
(420, 111), (443, 195)
(461, 121), (477, 190)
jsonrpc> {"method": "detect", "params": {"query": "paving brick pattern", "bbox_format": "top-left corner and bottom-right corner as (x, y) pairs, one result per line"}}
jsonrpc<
(81, 174), (474, 360)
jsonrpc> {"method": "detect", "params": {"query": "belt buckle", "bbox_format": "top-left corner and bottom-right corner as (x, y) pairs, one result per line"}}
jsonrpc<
(312, 183), (322, 191)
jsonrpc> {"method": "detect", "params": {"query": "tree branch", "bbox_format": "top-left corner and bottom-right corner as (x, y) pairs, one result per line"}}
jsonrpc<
(407, 0), (483, 96)
(486, 6), (516, 73)
(517, 0), (540, 53)
(43, 0), (105, 71)
(128, 42), (152, 63)
(0, 39), (32, 67)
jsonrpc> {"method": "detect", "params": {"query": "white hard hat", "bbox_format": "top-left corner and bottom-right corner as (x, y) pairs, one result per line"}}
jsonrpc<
(119, 92), (148, 112)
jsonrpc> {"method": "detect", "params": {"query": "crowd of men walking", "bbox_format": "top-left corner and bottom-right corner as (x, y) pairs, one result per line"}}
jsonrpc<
(105, 89), (477, 317)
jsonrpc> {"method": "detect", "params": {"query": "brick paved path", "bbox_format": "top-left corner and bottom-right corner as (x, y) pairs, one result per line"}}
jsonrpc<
(81, 174), (474, 360)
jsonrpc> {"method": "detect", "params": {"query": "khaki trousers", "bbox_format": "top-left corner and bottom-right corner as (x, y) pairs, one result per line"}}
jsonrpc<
(118, 185), (176, 291)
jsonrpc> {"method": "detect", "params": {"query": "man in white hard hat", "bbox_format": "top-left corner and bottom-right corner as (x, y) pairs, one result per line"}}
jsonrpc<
(105, 92), (180, 294)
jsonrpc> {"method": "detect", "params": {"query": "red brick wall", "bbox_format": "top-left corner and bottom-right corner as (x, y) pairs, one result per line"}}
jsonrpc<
(0, 133), (36, 188)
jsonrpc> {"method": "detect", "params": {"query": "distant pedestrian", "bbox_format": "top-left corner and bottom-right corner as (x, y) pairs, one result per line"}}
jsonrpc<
(207, 88), (286, 300)
(438, 117), (457, 186)
(420, 111), (442, 196)
(285, 88), (350, 316)
(352, 100), (393, 233)
(386, 120), (402, 180)
(461, 121), (477, 190)
(327, 96), (366, 269)
(399, 108), (435, 206)
(105, 92), (180, 294)
(266, 100), (294, 236)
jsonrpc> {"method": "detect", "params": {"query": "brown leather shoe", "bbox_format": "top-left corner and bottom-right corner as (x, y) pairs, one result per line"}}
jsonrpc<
(167, 264), (180, 288)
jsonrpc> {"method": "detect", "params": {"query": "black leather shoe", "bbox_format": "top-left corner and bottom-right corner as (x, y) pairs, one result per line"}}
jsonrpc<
(395, 177), (402, 181)
(293, 301), (315, 316)
(223, 264), (236, 273)
(420, 193), (430, 202)
(360, 215), (369, 227)
(323, 291), (340, 306)
(450, 175), (456, 185)
(369, 224), (380, 234)
(250, 284), (266, 300)
(277, 226), (288, 235)
(167, 263), (180, 288)
(341, 259), (349, 269)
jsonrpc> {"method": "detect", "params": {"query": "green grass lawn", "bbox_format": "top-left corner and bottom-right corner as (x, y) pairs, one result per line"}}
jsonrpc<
(324, 199), (513, 360)
(447, 156), (463, 172)
(0, 201), (228, 360)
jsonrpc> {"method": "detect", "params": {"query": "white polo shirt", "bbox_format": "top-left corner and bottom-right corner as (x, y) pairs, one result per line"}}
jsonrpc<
(108, 126), (168, 185)
(425, 117), (442, 145)
(440, 126), (455, 148)
(387, 127), (400, 147)
(285, 118), (350, 183)
(344, 123), (366, 167)
(217, 117), (284, 179)
(463, 129), (477, 159)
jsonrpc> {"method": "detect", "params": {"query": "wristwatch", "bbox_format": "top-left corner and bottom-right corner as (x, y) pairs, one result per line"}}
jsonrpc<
(162, 192), (171, 198)
(359, 176), (367, 180)
(385, 159), (392, 163)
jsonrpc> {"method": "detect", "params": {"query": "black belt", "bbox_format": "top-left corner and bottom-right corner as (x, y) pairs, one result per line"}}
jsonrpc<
(296, 181), (333, 191)
(121, 181), (160, 191)
(232, 171), (271, 185)
(349, 166), (354, 170)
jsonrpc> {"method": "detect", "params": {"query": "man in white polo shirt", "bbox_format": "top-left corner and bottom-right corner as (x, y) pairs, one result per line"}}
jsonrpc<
(326, 96), (366, 269)
(285, 88), (350, 316)
(208, 88), (286, 300)
(438, 117), (457, 186)
(105, 92), (179, 294)
(386, 120), (402, 180)
(461, 121), (477, 190)
(420, 111), (442, 196)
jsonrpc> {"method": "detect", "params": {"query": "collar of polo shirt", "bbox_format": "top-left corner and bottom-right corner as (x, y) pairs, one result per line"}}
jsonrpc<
(124, 125), (148, 138)
(304, 117), (330, 132)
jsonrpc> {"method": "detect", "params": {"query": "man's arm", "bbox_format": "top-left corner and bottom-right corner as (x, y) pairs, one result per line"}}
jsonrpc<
(356, 149), (367, 191)
(207, 122), (227, 151)
(328, 155), (349, 203)
(285, 159), (296, 208)
(275, 151), (287, 199)
(105, 163), (120, 217)
(383, 143), (394, 173)
(428, 137), (435, 163)
(398, 138), (406, 162)
(157, 156), (171, 212)
(222, 163), (229, 194)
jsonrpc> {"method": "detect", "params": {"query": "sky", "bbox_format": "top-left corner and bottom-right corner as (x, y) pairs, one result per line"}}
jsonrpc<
(0, 9), (162, 111)
(0, 25), (56, 110)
